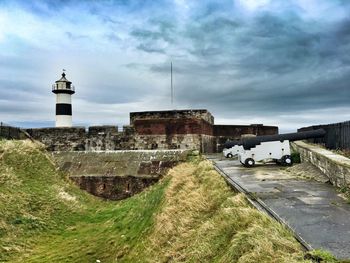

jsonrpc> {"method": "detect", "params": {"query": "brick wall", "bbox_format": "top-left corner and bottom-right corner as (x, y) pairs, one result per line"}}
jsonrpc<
(130, 109), (214, 124)
(133, 119), (213, 135)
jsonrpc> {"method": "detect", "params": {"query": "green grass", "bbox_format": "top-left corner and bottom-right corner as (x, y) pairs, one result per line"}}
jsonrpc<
(0, 140), (168, 262)
(291, 151), (301, 163)
(0, 140), (341, 262)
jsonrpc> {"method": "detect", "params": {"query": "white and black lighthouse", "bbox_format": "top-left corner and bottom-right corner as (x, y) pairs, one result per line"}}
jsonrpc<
(52, 71), (75, 127)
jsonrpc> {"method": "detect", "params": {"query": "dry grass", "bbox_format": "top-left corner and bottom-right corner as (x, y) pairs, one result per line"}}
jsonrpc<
(145, 160), (308, 263)
(0, 140), (339, 262)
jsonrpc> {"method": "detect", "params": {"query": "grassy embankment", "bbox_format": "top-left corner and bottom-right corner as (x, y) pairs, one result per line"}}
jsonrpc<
(0, 140), (339, 262)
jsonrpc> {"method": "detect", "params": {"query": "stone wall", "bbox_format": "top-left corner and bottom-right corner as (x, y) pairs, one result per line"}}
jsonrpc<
(54, 150), (188, 200)
(24, 110), (278, 153)
(85, 125), (136, 151)
(26, 127), (86, 151)
(292, 141), (350, 188)
(26, 126), (136, 152)
(133, 134), (202, 150)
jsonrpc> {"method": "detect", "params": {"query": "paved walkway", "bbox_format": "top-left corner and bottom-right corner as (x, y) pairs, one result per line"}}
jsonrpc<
(207, 155), (350, 259)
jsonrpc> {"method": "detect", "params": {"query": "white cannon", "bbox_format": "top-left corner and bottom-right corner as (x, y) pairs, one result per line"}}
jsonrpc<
(238, 140), (292, 167)
(223, 129), (325, 167)
(223, 145), (244, 158)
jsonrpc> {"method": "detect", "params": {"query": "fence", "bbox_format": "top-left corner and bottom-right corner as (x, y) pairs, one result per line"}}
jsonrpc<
(298, 121), (350, 151)
(0, 122), (22, 140)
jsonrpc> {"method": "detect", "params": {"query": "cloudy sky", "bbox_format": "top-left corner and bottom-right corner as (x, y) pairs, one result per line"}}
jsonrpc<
(0, 0), (349, 132)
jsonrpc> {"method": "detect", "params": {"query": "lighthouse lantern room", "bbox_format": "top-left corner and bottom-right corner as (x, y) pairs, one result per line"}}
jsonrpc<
(52, 71), (75, 127)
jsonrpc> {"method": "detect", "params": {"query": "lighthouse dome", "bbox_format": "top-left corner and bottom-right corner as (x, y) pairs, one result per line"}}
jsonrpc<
(52, 72), (75, 94)
(56, 72), (72, 84)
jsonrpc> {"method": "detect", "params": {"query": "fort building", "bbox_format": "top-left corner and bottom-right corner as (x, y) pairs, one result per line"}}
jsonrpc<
(25, 109), (278, 153)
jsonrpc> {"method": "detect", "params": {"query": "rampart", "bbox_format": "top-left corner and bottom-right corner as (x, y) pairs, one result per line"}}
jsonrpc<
(55, 150), (188, 200)
(21, 109), (278, 153)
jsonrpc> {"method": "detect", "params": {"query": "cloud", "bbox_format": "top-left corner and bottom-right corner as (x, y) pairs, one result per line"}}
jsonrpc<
(0, 0), (349, 132)
(65, 32), (89, 41)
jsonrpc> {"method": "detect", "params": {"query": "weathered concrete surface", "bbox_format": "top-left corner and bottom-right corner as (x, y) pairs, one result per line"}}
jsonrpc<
(208, 155), (350, 259)
(292, 141), (350, 188)
(55, 150), (188, 200)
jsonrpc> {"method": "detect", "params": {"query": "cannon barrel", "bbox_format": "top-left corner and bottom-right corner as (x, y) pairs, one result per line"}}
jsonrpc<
(224, 128), (326, 150)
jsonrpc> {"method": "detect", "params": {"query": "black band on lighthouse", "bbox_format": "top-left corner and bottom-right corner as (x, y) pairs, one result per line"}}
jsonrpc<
(56, 104), (72, 115)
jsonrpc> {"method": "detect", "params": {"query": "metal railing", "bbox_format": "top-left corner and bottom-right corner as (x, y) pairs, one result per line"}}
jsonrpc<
(52, 84), (75, 92)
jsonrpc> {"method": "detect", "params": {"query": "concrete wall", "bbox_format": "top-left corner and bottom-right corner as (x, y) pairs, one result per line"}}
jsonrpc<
(54, 150), (188, 200)
(292, 141), (350, 188)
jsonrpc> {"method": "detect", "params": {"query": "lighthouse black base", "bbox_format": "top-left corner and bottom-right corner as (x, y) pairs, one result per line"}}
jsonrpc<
(56, 104), (72, 115)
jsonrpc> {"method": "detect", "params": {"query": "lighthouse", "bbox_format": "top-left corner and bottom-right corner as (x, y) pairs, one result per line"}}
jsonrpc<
(52, 71), (75, 127)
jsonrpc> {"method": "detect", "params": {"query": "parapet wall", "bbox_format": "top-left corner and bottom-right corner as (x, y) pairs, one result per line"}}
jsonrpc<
(26, 127), (87, 151)
(292, 141), (350, 188)
(25, 126), (137, 151)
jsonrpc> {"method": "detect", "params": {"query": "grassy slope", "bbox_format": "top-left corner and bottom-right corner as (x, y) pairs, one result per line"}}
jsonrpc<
(0, 140), (339, 262)
(0, 140), (168, 263)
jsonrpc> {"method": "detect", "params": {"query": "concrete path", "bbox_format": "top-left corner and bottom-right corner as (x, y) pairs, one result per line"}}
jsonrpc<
(207, 155), (350, 259)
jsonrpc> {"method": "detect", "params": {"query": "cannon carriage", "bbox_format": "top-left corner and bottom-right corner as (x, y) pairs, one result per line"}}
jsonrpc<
(223, 129), (326, 167)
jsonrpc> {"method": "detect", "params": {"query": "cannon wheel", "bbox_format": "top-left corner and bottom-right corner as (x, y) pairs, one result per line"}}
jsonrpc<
(244, 158), (255, 167)
(226, 153), (233, 158)
(280, 155), (293, 166)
